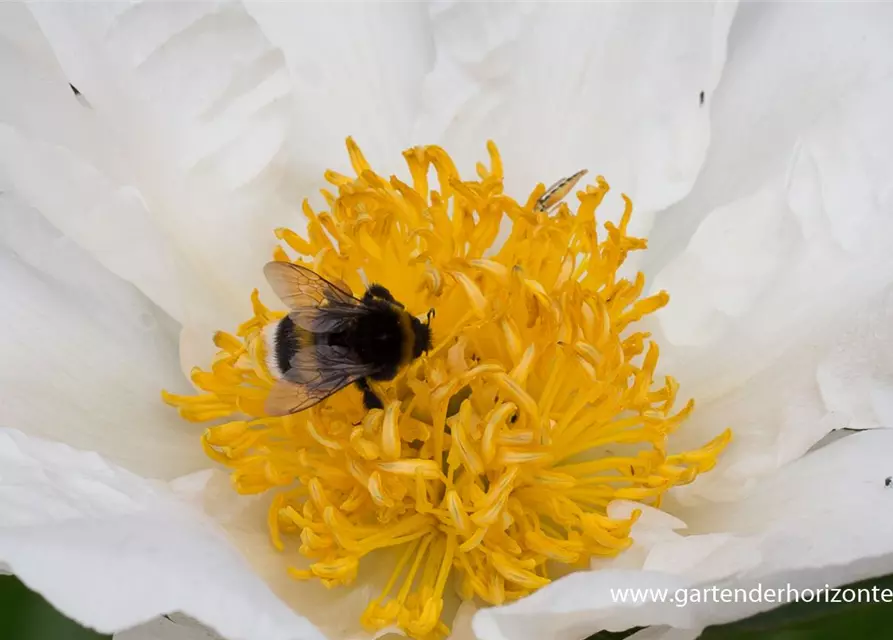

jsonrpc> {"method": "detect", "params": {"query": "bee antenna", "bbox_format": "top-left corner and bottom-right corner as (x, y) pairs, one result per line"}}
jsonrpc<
(426, 308), (435, 324)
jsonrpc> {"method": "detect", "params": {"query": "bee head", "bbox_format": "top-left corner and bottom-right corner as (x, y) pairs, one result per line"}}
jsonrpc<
(411, 312), (434, 358)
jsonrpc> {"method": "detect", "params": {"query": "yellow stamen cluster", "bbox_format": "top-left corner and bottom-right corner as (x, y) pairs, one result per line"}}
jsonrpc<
(164, 139), (730, 639)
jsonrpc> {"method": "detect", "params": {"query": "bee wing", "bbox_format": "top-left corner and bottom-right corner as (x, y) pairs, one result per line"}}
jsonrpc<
(285, 344), (375, 386)
(288, 306), (368, 334)
(264, 261), (368, 333)
(265, 379), (333, 416)
(264, 261), (360, 308)
(264, 344), (378, 416)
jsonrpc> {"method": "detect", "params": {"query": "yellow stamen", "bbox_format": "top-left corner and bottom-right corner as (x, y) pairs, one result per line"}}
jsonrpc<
(163, 139), (731, 640)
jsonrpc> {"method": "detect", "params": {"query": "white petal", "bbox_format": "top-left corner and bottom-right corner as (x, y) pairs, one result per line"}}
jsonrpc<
(0, 429), (320, 640)
(649, 53), (893, 498)
(648, 1), (893, 265)
(0, 192), (206, 480)
(671, 428), (893, 627)
(0, 4), (241, 329)
(448, 601), (479, 640)
(181, 469), (398, 640)
(116, 614), (224, 640)
(21, 2), (302, 327)
(0, 4), (98, 156)
(588, 503), (687, 574)
(815, 286), (893, 431)
(0, 124), (236, 331)
(627, 629), (698, 640)
(474, 429), (893, 639)
(417, 0), (737, 236)
(245, 2), (435, 177)
(474, 569), (702, 640)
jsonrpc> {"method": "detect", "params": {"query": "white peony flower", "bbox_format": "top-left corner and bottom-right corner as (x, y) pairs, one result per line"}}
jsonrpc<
(2, 2), (893, 640)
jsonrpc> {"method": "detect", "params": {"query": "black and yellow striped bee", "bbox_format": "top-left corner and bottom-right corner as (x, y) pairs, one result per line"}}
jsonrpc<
(263, 262), (433, 416)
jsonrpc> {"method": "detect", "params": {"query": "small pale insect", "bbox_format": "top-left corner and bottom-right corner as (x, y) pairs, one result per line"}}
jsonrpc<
(534, 169), (588, 213)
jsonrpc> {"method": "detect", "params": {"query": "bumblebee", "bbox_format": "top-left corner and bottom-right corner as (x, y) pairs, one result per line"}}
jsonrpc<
(262, 261), (433, 415)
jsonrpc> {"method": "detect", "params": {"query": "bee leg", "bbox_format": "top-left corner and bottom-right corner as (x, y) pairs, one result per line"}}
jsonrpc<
(364, 284), (403, 307)
(356, 377), (384, 410)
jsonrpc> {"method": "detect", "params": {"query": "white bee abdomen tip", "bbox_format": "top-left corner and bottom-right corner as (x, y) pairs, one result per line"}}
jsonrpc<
(263, 320), (285, 379)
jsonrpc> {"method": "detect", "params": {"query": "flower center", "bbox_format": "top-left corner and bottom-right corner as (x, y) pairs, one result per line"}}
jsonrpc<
(163, 139), (730, 639)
